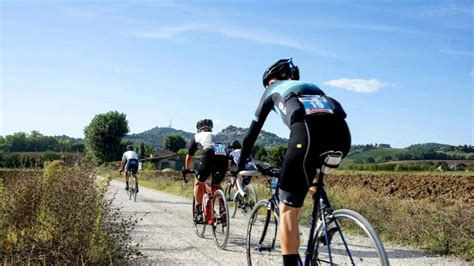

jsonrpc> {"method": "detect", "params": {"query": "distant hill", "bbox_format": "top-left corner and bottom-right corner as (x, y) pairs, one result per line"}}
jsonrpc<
(347, 143), (474, 163)
(216, 125), (288, 147)
(125, 127), (194, 148)
(124, 125), (288, 148)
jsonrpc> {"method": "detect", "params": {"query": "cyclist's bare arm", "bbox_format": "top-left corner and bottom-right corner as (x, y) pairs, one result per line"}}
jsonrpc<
(185, 154), (193, 170)
(119, 159), (126, 171)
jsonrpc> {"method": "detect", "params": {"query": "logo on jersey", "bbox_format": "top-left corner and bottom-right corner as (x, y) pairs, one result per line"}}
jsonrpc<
(278, 102), (287, 115)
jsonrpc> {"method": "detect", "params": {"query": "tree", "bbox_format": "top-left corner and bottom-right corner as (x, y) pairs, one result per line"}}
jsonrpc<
(139, 142), (146, 158)
(84, 111), (129, 165)
(163, 135), (186, 152)
(265, 145), (287, 167)
(253, 144), (268, 161)
(71, 143), (85, 152)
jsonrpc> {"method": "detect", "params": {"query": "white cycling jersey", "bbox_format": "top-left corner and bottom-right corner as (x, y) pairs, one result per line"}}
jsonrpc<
(122, 151), (139, 161)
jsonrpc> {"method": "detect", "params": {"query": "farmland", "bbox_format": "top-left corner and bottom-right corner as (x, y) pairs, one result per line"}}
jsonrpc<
(328, 171), (473, 203)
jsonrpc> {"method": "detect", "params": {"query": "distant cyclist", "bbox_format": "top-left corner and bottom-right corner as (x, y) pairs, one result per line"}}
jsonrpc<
(237, 58), (351, 266)
(184, 119), (228, 222)
(119, 145), (139, 192)
(228, 140), (255, 189)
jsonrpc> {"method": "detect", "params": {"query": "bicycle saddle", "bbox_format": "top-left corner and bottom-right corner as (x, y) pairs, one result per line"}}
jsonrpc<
(319, 151), (343, 175)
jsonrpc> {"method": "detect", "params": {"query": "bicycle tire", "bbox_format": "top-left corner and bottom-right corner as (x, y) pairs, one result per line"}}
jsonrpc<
(132, 174), (138, 202)
(243, 185), (258, 216)
(223, 183), (233, 201)
(246, 200), (280, 266)
(311, 209), (389, 266)
(192, 197), (206, 238)
(128, 172), (133, 201)
(231, 193), (240, 218)
(212, 189), (230, 249)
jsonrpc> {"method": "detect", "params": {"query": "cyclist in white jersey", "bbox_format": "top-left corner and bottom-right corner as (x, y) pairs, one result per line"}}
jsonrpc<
(119, 145), (139, 191)
(184, 119), (228, 222)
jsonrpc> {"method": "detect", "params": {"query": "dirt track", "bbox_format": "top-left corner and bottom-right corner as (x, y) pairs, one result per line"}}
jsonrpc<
(108, 180), (469, 265)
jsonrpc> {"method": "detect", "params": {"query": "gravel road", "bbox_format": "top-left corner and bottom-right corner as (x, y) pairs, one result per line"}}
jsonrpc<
(108, 180), (469, 265)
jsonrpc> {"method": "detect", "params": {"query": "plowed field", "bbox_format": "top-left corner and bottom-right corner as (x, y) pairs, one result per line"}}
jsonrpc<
(327, 172), (473, 204)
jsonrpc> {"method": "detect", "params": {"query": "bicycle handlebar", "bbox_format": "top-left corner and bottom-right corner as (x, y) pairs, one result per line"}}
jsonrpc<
(181, 169), (196, 183)
(255, 164), (281, 177)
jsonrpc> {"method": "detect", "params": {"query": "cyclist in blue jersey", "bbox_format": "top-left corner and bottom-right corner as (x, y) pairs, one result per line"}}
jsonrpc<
(237, 58), (351, 266)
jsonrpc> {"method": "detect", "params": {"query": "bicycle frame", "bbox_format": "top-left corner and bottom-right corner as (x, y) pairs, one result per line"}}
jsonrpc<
(235, 170), (258, 199)
(304, 171), (353, 266)
(199, 180), (222, 225)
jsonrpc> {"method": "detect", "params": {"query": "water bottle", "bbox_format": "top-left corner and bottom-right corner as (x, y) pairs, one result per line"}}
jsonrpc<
(271, 177), (279, 195)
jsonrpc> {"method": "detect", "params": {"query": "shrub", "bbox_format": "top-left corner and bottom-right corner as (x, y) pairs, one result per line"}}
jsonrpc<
(0, 164), (142, 264)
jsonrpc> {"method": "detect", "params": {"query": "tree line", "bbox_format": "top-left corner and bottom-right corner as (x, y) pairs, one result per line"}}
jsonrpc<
(0, 131), (85, 153)
(2, 110), (472, 168)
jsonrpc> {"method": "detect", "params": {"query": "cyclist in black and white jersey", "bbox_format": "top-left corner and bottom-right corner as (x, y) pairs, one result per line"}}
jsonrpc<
(185, 119), (228, 222)
(237, 58), (351, 266)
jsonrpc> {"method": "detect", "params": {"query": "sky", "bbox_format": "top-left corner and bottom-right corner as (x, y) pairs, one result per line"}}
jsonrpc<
(1, 0), (473, 147)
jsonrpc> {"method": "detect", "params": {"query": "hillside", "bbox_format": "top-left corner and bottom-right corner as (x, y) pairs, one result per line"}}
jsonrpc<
(216, 125), (288, 147)
(347, 143), (474, 163)
(125, 127), (194, 148)
(125, 125), (288, 148)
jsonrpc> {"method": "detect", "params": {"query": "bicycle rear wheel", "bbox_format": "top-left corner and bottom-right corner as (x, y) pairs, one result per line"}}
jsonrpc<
(192, 197), (206, 238)
(311, 209), (389, 265)
(212, 190), (229, 249)
(246, 200), (280, 266)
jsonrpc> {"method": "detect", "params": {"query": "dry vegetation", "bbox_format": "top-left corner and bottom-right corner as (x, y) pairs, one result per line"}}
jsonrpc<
(116, 169), (473, 260)
(0, 161), (143, 264)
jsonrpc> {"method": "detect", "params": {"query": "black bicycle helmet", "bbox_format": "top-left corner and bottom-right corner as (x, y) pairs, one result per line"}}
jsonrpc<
(127, 145), (134, 151)
(196, 119), (213, 132)
(229, 140), (242, 149)
(262, 58), (300, 87)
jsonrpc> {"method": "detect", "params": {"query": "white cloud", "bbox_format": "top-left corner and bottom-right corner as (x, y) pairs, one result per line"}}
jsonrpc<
(324, 78), (387, 93)
(440, 49), (474, 57)
(133, 23), (339, 57)
(134, 23), (304, 50)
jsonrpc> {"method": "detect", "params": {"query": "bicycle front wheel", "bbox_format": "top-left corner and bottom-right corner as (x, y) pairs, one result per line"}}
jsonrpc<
(243, 185), (258, 216)
(311, 209), (389, 266)
(246, 200), (280, 266)
(212, 189), (230, 249)
(132, 175), (138, 202)
(192, 197), (206, 238)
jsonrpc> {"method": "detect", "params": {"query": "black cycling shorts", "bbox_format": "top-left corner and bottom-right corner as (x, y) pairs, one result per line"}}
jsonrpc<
(279, 116), (351, 208)
(197, 149), (228, 185)
(125, 159), (139, 174)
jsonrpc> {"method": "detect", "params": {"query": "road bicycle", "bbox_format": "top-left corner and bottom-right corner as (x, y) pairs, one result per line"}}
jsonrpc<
(182, 169), (230, 250)
(246, 151), (389, 265)
(121, 169), (138, 202)
(223, 169), (259, 219)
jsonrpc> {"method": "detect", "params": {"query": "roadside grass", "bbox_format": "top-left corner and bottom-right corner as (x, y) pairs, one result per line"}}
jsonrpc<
(108, 169), (473, 260)
(0, 162), (142, 264)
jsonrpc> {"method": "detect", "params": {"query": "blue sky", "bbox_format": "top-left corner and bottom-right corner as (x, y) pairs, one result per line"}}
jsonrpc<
(1, 0), (472, 147)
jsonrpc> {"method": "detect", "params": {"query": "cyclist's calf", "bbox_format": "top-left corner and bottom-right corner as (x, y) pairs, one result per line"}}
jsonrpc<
(280, 204), (301, 255)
